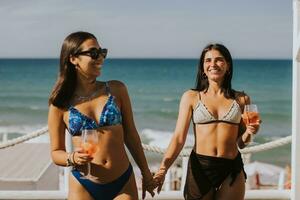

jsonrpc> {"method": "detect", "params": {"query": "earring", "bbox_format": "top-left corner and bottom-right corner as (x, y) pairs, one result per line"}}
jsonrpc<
(202, 73), (207, 79)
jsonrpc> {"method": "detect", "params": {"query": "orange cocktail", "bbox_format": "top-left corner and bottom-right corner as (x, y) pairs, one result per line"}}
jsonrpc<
(80, 129), (99, 179)
(242, 104), (260, 125)
(243, 111), (260, 125)
(81, 141), (98, 156)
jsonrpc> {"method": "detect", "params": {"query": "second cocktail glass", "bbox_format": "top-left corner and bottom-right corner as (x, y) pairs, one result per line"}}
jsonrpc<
(242, 104), (260, 145)
(80, 129), (98, 179)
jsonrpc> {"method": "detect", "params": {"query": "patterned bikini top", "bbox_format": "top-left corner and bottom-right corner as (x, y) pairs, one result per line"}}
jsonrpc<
(68, 82), (122, 136)
(193, 93), (242, 125)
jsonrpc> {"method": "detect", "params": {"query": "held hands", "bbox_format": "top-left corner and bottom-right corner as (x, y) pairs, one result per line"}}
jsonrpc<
(142, 171), (156, 199)
(142, 166), (167, 198)
(153, 167), (167, 194)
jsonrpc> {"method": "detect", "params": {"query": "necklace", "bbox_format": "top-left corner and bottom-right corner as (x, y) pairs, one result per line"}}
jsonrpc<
(74, 88), (99, 102)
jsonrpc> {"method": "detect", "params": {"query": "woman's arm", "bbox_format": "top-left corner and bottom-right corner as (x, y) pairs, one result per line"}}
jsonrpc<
(48, 104), (69, 166)
(237, 94), (260, 149)
(117, 81), (152, 178)
(154, 90), (193, 193)
(157, 90), (193, 172)
(115, 81), (155, 198)
(237, 94), (251, 149)
(48, 105), (92, 167)
(237, 126), (253, 149)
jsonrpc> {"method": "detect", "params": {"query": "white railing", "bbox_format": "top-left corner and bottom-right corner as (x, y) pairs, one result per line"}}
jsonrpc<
(0, 126), (293, 199)
(292, 1), (300, 200)
(0, 190), (291, 200)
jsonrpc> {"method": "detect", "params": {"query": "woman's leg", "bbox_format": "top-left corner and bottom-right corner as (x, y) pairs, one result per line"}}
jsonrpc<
(184, 159), (215, 200)
(68, 173), (94, 200)
(114, 172), (138, 200)
(184, 180), (215, 200)
(215, 171), (246, 200)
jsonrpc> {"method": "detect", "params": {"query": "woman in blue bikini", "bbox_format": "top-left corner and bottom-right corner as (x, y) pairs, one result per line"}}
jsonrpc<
(48, 31), (155, 200)
(154, 43), (260, 200)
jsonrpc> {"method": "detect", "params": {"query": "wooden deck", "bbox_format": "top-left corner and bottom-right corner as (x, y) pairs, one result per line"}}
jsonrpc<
(0, 143), (59, 190)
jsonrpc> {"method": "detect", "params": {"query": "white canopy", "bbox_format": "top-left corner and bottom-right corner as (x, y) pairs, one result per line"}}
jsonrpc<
(244, 161), (285, 186)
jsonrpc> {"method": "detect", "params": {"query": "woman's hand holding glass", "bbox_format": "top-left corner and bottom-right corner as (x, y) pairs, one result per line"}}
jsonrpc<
(242, 104), (261, 145)
(73, 148), (94, 166)
(79, 129), (99, 179)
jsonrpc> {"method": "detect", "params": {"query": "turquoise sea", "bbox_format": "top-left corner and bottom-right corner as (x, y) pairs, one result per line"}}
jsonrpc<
(0, 58), (292, 166)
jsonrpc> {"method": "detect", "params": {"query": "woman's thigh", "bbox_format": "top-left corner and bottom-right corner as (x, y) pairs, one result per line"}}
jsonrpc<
(114, 172), (138, 200)
(198, 190), (215, 200)
(68, 173), (94, 200)
(184, 165), (215, 200)
(216, 171), (246, 200)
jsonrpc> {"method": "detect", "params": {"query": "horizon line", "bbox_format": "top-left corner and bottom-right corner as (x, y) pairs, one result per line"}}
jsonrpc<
(0, 57), (292, 60)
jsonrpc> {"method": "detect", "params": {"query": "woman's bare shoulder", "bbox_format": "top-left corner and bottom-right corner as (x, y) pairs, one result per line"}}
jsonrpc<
(107, 80), (126, 91)
(48, 104), (66, 121)
(181, 89), (199, 104)
(105, 80), (129, 101)
(183, 89), (199, 97)
(49, 104), (67, 113)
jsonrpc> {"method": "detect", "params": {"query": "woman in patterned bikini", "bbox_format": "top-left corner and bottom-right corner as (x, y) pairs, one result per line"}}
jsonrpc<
(48, 31), (155, 200)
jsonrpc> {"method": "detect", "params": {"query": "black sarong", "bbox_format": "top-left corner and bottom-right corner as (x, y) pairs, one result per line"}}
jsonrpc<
(184, 150), (246, 200)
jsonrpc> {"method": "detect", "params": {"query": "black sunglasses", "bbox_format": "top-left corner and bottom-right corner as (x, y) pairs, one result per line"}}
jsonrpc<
(75, 48), (108, 60)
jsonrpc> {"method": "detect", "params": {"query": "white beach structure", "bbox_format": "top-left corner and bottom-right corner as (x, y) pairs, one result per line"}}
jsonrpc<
(292, 0), (300, 199)
(0, 143), (59, 190)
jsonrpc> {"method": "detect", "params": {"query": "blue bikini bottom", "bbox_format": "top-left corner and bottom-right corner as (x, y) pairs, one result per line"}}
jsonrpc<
(72, 163), (133, 200)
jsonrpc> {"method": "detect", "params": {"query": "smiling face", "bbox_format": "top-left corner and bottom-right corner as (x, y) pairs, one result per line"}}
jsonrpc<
(70, 38), (105, 80)
(203, 49), (229, 83)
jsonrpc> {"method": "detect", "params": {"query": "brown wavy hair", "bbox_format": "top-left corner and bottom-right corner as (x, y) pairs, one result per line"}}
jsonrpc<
(48, 31), (97, 109)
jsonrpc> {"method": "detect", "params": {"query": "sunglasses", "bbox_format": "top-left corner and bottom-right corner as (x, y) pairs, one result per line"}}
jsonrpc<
(75, 47), (108, 60)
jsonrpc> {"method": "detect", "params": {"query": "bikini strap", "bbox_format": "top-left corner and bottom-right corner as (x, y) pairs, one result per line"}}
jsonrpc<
(198, 91), (201, 100)
(105, 82), (111, 96)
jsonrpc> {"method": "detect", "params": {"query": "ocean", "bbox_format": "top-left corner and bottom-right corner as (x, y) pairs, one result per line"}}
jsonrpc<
(0, 58), (292, 166)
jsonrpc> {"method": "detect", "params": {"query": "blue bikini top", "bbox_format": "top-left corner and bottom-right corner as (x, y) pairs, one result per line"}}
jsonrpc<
(68, 82), (122, 136)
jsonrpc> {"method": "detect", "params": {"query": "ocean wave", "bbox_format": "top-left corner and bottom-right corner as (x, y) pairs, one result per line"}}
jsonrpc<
(160, 108), (173, 113)
(140, 128), (194, 148)
(162, 97), (177, 102)
(0, 94), (47, 100)
(261, 113), (291, 121)
(0, 105), (47, 112)
(134, 109), (178, 119)
(0, 124), (45, 135)
(29, 105), (41, 110)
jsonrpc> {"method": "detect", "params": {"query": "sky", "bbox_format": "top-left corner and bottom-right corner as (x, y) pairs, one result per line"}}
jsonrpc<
(0, 0), (293, 59)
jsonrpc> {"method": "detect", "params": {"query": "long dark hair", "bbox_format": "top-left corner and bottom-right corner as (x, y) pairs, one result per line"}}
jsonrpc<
(48, 31), (97, 109)
(194, 43), (235, 99)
